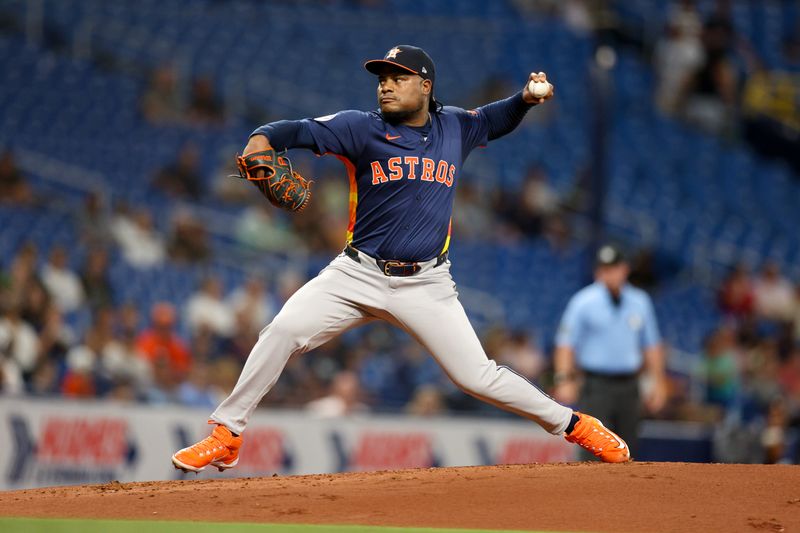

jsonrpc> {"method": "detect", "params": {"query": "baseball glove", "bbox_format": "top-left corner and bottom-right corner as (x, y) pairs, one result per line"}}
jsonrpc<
(233, 149), (312, 212)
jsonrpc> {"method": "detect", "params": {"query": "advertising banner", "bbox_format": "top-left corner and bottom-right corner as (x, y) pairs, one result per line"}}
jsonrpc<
(0, 398), (575, 490)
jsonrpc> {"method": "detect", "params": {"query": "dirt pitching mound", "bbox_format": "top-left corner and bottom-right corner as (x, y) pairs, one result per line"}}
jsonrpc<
(1, 462), (798, 532)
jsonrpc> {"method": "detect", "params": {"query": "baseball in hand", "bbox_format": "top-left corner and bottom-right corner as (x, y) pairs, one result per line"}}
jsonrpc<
(528, 80), (552, 99)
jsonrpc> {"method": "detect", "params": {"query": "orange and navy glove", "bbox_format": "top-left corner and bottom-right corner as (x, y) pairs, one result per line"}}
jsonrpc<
(232, 149), (312, 212)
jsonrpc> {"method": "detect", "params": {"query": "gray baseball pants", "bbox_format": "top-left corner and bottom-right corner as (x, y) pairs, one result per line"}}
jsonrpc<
(210, 249), (573, 435)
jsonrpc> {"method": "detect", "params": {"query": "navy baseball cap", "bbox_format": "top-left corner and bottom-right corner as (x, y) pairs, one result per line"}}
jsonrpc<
(364, 45), (436, 83)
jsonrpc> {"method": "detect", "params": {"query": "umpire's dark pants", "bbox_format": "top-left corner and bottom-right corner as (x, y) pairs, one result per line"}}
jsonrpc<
(579, 371), (640, 459)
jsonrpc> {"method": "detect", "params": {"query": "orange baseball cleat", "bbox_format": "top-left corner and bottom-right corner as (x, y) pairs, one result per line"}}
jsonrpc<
(172, 424), (243, 473)
(564, 412), (631, 463)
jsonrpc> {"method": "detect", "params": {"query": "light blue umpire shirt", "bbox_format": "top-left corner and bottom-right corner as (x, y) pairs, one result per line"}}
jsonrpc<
(556, 282), (661, 375)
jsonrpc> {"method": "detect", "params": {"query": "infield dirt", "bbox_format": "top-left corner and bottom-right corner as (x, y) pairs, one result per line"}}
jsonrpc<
(1, 462), (798, 532)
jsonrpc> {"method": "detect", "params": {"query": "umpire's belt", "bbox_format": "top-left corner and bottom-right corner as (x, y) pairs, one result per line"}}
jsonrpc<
(583, 370), (638, 382)
(344, 243), (448, 277)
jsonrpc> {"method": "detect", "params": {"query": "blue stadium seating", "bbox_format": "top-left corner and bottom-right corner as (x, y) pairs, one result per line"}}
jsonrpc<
(0, 0), (798, 358)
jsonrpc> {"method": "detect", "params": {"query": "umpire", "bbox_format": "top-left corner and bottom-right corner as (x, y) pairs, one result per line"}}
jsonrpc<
(553, 244), (666, 457)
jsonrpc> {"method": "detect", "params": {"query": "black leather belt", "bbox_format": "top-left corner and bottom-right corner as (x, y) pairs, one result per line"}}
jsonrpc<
(584, 370), (638, 381)
(344, 243), (448, 277)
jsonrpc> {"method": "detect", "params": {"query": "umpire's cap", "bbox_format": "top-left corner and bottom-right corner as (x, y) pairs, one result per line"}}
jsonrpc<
(365, 45), (441, 111)
(595, 244), (627, 267)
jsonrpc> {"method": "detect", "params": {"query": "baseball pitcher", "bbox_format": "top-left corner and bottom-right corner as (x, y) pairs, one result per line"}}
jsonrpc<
(172, 45), (630, 472)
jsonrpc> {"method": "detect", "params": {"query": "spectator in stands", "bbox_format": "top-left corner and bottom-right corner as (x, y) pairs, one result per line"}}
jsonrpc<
(185, 276), (234, 338)
(99, 321), (151, 397)
(61, 343), (97, 398)
(227, 276), (276, 332)
(679, 0), (739, 135)
(7, 243), (38, 302)
(80, 248), (114, 312)
(40, 246), (85, 314)
(136, 302), (191, 379)
(559, 0), (594, 36)
(85, 305), (149, 389)
(168, 210), (211, 263)
(653, 0), (704, 115)
(36, 304), (73, 368)
(667, 0), (703, 37)
(6, 244), (52, 333)
(187, 77), (225, 125)
(740, 65), (800, 175)
(718, 263), (755, 319)
(153, 142), (204, 200)
(111, 205), (166, 268)
(78, 306), (117, 361)
(19, 280), (52, 335)
(0, 299), (40, 381)
(306, 370), (369, 417)
(696, 327), (740, 411)
(0, 150), (34, 205)
(140, 65), (184, 125)
(753, 262), (795, 323)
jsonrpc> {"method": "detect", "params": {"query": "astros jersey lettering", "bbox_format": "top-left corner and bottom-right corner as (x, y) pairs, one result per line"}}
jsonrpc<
(255, 106), (488, 261)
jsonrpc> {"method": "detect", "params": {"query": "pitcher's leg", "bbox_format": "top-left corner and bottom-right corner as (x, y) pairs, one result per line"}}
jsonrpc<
(389, 272), (572, 434)
(210, 265), (371, 434)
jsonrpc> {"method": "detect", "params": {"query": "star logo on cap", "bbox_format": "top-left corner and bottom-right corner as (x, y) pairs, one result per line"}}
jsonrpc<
(385, 47), (401, 59)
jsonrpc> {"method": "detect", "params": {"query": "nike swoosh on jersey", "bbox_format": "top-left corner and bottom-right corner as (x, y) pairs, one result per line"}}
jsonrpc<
(385, 133), (402, 141)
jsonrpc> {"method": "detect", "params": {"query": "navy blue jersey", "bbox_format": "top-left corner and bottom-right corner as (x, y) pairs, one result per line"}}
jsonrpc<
(255, 93), (532, 261)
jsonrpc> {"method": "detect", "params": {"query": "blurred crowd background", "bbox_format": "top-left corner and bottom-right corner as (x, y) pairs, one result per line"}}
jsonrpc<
(0, 0), (799, 463)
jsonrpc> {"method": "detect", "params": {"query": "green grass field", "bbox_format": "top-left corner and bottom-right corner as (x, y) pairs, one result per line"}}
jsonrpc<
(0, 518), (573, 533)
